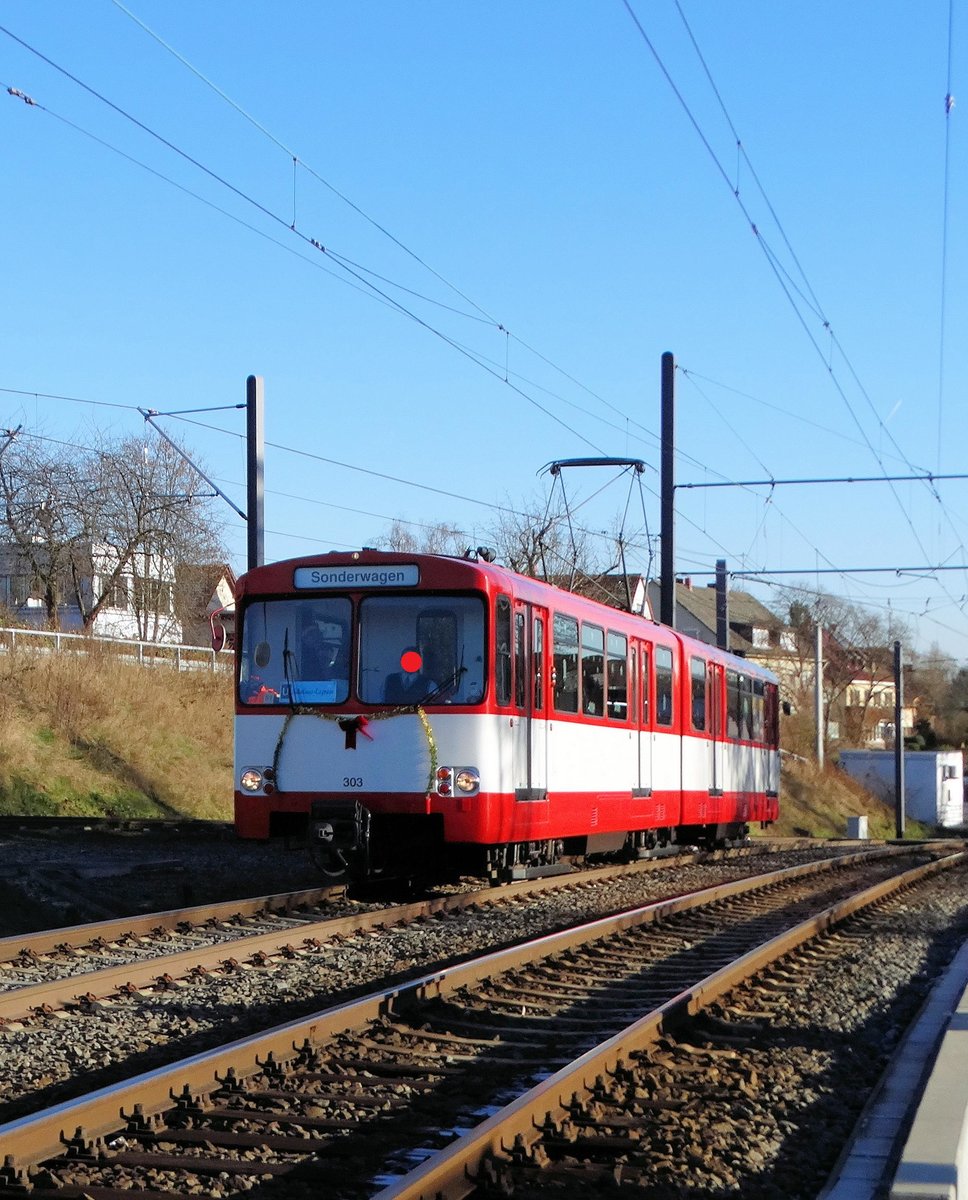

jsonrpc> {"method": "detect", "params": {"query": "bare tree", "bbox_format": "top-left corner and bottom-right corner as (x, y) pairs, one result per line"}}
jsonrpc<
(377, 519), (467, 556)
(0, 429), (226, 637)
(907, 646), (962, 747)
(484, 493), (602, 583)
(0, 438), (80, 623)
(775, 588), (909, 745)
(377, 497), (632, 601)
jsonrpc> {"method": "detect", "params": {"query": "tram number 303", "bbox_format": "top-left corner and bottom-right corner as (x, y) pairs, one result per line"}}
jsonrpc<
(342, 777), (365, 788)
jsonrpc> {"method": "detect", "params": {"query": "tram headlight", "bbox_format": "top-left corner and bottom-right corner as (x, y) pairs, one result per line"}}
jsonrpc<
(240, 768), (264, 792)
(454, 768), (480, 794)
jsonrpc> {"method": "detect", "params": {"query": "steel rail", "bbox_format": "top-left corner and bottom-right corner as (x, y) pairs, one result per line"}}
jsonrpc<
(0, 841), (746, 961)
(0, 844), (937, 1173)
(0, 887), (335, 961)
(0, 843), (807, 1023)
(371, 849), (968, 1200)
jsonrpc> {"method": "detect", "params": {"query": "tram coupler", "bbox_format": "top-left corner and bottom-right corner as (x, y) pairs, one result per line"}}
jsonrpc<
(308, 798), (371, 879)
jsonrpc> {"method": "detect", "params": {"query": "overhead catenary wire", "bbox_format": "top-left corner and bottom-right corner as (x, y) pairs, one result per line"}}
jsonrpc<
(83, 0), (968, 558)
(4, 23), (894, 545)
(621, 0), (968, 616)
(108, 0), (679, 454)
(6, 409), (966, 656)
(3, 21), (964, 657)
(107, 0), (502, 329)
(620, 7), (955, 527)
(0, 33), (606, 457)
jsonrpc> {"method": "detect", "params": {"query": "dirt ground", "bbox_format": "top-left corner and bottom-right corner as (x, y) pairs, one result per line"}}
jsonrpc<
(0, 824), (326, 937)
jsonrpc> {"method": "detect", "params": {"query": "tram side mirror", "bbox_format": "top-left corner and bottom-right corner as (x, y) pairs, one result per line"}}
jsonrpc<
(211, 622), (226, 653)
(254, 641), (271, 668)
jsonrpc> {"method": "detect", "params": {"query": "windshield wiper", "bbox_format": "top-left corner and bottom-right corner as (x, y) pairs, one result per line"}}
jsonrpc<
(419, 656), (468, 706)
(282, 627), (297, 709)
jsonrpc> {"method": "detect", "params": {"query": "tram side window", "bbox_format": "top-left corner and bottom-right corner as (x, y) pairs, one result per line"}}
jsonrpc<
(690, 656), (707, 731)
(655, 645), (674, 726)
(533, 617), (544, 710)
(641, 645), (650, 725)
(606, 631), (628, 720)
(752, 679), (765, 742)
(766, 683), (779, 746)
(553, 614), (579, 713)
(496, 597), (512, 706)
(582, 624), (605, 716)
(726, 669), (740, 738)
(740, 675), (754, 740)
(514, 612), (526, 709)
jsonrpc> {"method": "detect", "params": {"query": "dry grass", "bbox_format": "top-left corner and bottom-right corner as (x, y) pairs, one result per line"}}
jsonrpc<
(0, 643), (233, 820)
(774, 756), (933, 840)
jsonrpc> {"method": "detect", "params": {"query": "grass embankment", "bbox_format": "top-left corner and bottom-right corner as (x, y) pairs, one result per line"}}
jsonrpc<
(0, 644), (233, 820)
(775, 756), (934, 840)
(0, 644), (949, 838)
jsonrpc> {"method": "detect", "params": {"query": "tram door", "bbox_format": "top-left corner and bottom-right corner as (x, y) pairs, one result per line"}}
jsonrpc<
(709, 662), (725, 795)
(512, 603), (548, 799)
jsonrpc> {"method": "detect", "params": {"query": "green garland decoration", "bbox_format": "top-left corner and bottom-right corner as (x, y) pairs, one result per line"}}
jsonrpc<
(271, 704), (439, 794)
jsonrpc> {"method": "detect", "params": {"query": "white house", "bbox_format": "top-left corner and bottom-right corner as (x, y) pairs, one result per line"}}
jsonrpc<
(0, 540), (183, 644)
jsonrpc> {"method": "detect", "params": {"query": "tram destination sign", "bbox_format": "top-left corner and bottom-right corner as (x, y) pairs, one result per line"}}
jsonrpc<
(293, 564), (420, 589)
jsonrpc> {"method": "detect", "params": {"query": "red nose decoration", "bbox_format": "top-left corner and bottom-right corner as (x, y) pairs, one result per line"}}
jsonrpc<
(401, 650), (422, 673)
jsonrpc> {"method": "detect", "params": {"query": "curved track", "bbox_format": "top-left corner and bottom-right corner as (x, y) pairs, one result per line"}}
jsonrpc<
(3, 845), (963, 1197)
(0, 844), (815, 1027)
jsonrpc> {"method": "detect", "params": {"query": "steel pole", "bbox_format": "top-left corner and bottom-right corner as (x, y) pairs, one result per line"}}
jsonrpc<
(246, 375), (265, 570)
(894, 640), (905, 838)
(660, 351), (675, 628)
(815, 623), (824, 768)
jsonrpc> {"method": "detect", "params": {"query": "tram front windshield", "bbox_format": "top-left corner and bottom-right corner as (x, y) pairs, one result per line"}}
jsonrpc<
(239, 594), (486, 707)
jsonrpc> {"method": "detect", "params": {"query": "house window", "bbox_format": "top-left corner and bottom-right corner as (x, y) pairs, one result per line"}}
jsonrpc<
(134, 577), (174, 616)
(107, 577), (131, 609)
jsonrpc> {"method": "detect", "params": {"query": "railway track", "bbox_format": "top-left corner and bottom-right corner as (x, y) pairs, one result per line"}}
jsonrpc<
(0, 843), (823, 1029)
(2, 843), (964, 1198)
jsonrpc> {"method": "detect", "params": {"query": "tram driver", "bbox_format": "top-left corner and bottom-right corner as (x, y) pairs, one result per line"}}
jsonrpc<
(297, 622), (350, 702)
(383, 646), (438, 705)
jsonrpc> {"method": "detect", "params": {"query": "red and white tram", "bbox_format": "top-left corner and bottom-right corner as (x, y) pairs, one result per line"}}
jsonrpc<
(232, 549), (780, 882)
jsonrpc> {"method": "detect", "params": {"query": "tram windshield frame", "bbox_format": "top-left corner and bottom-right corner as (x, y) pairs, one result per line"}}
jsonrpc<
(238, 593), (486, 707)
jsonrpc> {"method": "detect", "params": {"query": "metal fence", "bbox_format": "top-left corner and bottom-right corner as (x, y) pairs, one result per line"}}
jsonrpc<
(0, 625), (231, 672)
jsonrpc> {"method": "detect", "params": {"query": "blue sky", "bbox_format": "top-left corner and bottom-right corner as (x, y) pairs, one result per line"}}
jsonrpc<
(2, 2), (966, 661)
